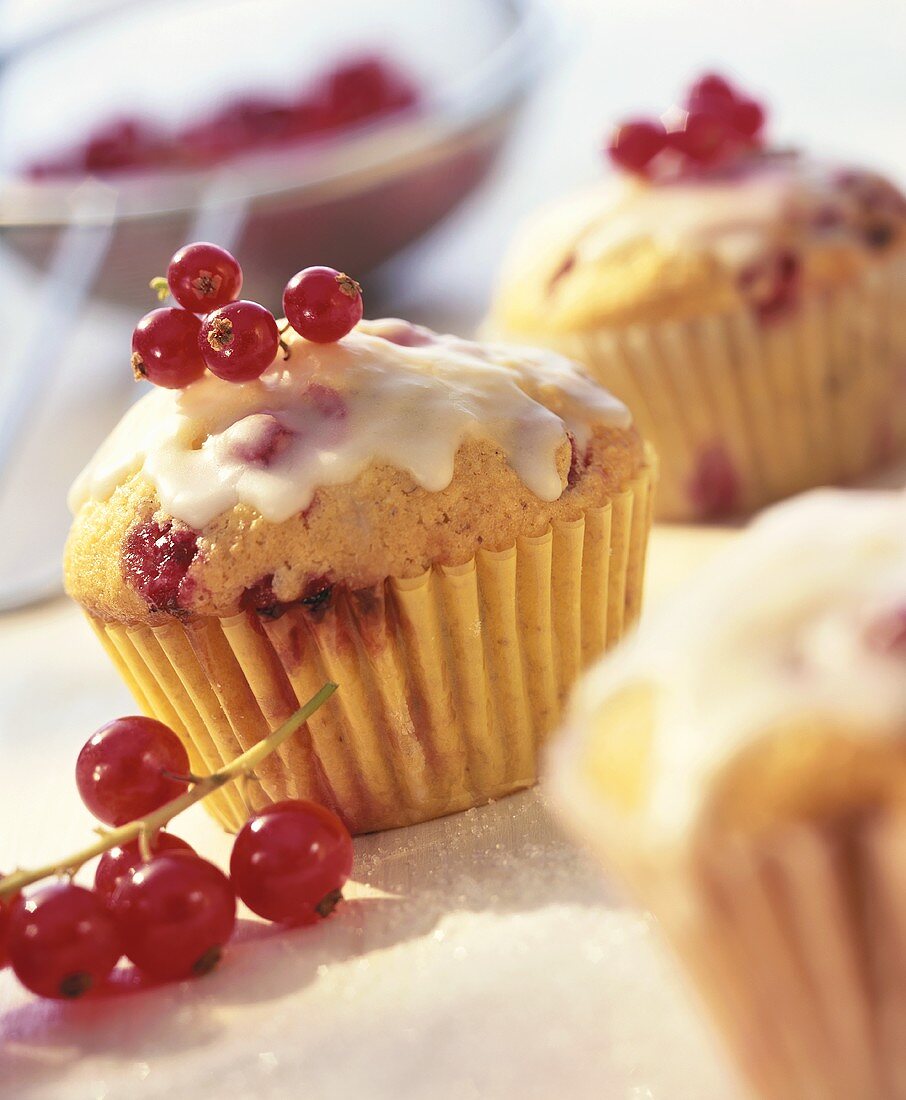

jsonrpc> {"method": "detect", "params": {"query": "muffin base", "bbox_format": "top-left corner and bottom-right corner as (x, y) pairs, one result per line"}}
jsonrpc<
(550, 257), (906, 521)
(645, 813), (906, 1100)
(87, 461), (654, 834)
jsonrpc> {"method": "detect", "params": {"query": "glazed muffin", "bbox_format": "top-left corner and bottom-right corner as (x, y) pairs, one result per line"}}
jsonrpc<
(66, 318), (655, 834)
(486, 74), (906, 521)
(550, 487), (906, 1100)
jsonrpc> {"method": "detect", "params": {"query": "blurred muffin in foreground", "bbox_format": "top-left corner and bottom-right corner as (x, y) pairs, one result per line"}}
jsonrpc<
(486, 73), (906, 521)
(550, 487), (906, 1100)
(66, 318), (655, 834)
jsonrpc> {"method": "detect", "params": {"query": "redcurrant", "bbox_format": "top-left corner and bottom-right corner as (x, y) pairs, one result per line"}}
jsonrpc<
(322, 57), (418, 127)
(865, 607), (906, 654)
(607, 120), (666, 175)
(230, 799), (353, 925)
(167, 242), (243, 312)
(689, 444), (739, 519)
(131, 308), (206, 389)
(739, 249), (800, 322)
(377, 319), (435, 347)
(8, 883), (122, 999)
(228, 413), (293, 466)
(283, 267), (363, 344)
(76, 715), (191, 826)
(94, 832), (195, 905)
(122, 518), (199, 614)
(686, 72), (737, 112)
(110, 853), (236, 980)
(82, 119), (170, 175)
(729, 98), (766, 141)
(199, 301), (279, 382)
(669, 111), (731, 165)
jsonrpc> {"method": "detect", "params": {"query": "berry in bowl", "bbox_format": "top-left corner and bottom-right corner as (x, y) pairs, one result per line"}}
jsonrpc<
(0, 0), (549, 307)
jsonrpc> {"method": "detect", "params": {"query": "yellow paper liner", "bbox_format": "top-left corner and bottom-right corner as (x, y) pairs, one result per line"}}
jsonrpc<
(88, 462), (655, 834)
(553, 257), (906, 520)
(636, 813), (906, 1100)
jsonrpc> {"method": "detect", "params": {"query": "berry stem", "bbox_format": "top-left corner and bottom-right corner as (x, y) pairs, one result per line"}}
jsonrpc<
(137, 827), (153, 863)
(0, 683), (337, 900)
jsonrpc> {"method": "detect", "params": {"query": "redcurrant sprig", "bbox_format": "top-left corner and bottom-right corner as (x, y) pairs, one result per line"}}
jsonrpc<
(133, 245), (365, 391)
(606, 71), (767, 177)
(0, 683), (344, 999)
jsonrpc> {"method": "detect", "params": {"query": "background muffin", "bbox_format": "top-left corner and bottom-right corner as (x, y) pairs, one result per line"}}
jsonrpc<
(67, 319), (655, 834)
(487, 74), (906, 521)
(550, 487), (906, 1100)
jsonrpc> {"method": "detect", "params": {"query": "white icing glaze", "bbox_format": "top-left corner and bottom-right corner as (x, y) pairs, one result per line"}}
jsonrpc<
(69, 319), (631, 528)
(551, 488), (906, 852)
(532, 154), (873, 275)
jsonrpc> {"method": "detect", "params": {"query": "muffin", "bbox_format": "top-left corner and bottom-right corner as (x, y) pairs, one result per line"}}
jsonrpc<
(66, 318), (655, 834)
(550, 487), (906, 1100)
(486, 74), (906, 521)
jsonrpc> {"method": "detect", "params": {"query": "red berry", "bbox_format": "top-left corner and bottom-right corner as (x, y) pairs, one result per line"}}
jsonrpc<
(122, 518), (199, 613)
(377, 320), (435, 347)
(669, 111), (732, 165)
(167, 242), (243, 312)
(305, 383), (348, 422)
(131, 308), (206, 389)
(199, 300), (279, 382)
(81, 119), (170, 175)
(240, 575), (281, 615)
(607, 120), (666, 175)
(220, 97), (295, 148)
(321, 57), (418, 127)
(739, 249), (800, 322)
(283, 267), (363, 344)
(729, 98), (766, 140)
(685, 74), (765, 147)
(689, 444), (738, 519)
(8, 883), (122, 999)
(566, 432), (588, 488)
(230, 799), (353, 925)
(228, 413), (294, 466)
(686, 72), (737, 112)
(865, 606), (906, 654)
(110, 853), (236, 980)
(94, 832), (195, 905)
(76, 716), (190, 827)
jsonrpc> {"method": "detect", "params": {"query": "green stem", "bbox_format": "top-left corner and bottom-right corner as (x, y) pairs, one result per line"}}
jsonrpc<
(0, 683), (337, 901)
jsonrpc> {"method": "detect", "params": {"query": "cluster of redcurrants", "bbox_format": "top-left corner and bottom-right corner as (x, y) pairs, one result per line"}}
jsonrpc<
(608, 72), (767, 176)
(131, 242), (364, 389)
(0, 715), (353, 1000)
(26, 56), (418, 179)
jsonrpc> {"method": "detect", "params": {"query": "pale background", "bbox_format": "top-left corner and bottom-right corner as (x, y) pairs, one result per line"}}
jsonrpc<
(0, 1), (903, 1097)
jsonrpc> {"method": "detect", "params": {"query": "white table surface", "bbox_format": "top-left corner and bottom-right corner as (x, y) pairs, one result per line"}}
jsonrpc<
(0, 524), (745, 1100)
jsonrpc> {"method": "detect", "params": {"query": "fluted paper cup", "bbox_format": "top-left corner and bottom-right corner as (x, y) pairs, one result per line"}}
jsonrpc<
(547, 257), (906, 520)
(637, 812), (906, 1100)
(87, 460), (655, 834)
